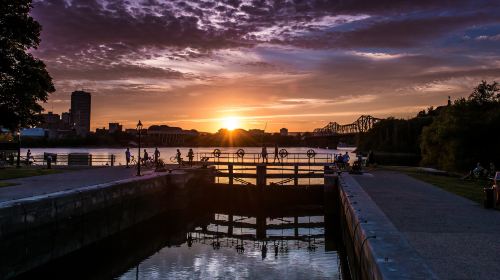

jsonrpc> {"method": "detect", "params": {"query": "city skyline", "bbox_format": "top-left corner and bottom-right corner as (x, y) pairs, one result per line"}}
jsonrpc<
(31, 0), (500, 132)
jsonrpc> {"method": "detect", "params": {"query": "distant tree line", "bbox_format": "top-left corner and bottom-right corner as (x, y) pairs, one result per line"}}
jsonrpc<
(20, 129), (304, 148)
(358, 81), (500, 171)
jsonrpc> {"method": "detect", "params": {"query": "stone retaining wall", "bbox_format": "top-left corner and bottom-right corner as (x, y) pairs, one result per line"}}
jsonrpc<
(0, 168), (214, 279)
(327, 173), (437, 280)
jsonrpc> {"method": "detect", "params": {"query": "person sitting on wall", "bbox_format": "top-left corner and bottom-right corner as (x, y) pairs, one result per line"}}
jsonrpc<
(463, 162), (486, 180)
(367, 150), (376, 167)
(343, 152), (350, 164)
(488, 162), (496, 178)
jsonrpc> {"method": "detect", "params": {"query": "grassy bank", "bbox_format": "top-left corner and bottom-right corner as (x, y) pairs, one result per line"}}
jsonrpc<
(0, 182), (17, 188)
(382, 166), (489, 204)
(0, 167), (62, 181)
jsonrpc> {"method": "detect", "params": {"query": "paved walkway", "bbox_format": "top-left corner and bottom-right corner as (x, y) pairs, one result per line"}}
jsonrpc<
(353, 170), (500, 280)
(0, 166), (181, 203)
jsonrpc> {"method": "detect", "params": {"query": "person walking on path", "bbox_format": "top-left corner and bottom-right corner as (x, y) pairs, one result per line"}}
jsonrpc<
(187, 149), (194, 166)
(26, 149), (31, 165)
(125, 148), (131, 168)
(273, 144), (280, 163)
(176, 149), (182, 165)
(143, 149), (149, 165)
(261, 145), (268, 163)
(154, 148), (161, 165)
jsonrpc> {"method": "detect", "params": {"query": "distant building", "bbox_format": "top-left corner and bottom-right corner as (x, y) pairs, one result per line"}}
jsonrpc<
(148, 125), (198, 145)
(95, 127), (108, 134)
(61, 112), (71, 125)
(248, 129), (265, 136)
(108, 123), (123, 134)
(280, 128), (288, 136)
(125, 128), (138, 135)
(71, 90), (91, 136)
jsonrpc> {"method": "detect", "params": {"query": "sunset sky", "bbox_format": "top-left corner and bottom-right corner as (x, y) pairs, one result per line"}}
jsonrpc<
(31, 0), (500, 132)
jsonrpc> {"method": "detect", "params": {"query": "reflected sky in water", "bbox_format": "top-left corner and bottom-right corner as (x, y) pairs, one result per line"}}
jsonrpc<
(118, 240), (340, 280)
(118, 215), (341, 280)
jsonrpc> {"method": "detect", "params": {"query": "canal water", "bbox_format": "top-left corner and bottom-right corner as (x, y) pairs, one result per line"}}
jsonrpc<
(118, 214), (343, 280)
(11, 147), (352, 279)
(14, 209), (348, 280)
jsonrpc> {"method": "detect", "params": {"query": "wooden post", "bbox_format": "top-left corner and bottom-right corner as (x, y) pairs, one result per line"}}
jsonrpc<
(228, 214), (233, 235)
(256, 214), (266, 239)
(294, 216), (299, 237)
(294, 165), (299, 186)
(228, 164), (233, 186)
(257, 164), (267, 190)
(111, 155), (115, 166)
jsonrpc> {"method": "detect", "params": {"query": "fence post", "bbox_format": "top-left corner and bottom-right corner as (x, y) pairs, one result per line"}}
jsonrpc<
(111, 155), (115, 166)
(228, 164), (233, 186)
(294, 165), (299, 186)
(257, 164), (266, 190)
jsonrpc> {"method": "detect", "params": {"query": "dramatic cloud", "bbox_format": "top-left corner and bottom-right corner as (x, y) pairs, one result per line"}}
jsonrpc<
(31, 0), (500, 131)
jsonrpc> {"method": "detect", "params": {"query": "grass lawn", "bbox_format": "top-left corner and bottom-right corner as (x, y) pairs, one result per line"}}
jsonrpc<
(0, 182), (17, 188)
(381, 166), (489, 204)
(0, 167), (63, 181)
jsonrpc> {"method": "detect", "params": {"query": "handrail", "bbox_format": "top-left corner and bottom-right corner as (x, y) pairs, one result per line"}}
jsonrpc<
(15, 153), (117, 166)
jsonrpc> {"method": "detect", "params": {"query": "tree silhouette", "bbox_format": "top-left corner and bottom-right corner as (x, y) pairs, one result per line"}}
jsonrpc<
(0, 0), (55, 131)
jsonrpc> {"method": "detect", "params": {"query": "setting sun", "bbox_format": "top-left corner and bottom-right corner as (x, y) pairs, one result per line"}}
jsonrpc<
(221, 116), (240, 130)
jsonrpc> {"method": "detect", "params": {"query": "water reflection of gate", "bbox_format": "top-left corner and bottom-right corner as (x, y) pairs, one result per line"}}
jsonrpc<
(188, 214), (325, 254)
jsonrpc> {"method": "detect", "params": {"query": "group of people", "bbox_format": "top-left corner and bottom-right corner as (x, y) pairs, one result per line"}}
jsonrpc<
(333, 152), (351, 165)
(175, 148), (195, 166)
(464, 162), (497, 180)
(125, 148), (195, 168)
(260, 144), (281, 163)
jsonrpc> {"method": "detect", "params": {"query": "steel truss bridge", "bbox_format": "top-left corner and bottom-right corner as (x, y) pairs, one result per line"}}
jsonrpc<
(312, 115), (381, 136)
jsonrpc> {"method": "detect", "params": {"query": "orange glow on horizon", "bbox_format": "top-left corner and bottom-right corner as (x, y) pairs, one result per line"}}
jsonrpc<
(221, 116), (240, 131)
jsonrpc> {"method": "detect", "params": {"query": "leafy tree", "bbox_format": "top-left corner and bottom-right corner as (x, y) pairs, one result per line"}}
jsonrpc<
(0, 0), (55, 131)
(468, 80), (499, 105)
(420, 81), (500, 171)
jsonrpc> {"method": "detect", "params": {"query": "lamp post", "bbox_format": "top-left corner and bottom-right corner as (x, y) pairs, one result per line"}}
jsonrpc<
(16, 130), (21, 168)
(136, 120), (143, 176)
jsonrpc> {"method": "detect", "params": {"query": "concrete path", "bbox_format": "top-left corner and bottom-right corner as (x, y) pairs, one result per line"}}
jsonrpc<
(353, 170), (500, 280)
(0, 165), (181, 203)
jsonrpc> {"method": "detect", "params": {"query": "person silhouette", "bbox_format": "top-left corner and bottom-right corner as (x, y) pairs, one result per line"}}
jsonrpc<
(273, 144), (280, 163)
(261, 145), (268, 163)
(176, 149), (182, 165)
(187, 148), (194, 166)
(154, 147), (160, 165)
(125, 148), (131, 168)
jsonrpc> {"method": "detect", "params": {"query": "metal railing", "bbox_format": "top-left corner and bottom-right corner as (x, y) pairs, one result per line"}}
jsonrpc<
(19, 153), (117, 166)
(196, 150), (334, 165)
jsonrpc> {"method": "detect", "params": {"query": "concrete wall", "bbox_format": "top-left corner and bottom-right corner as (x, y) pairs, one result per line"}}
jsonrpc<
(0, 167), (214, 279)
(329, 173), (437, 280)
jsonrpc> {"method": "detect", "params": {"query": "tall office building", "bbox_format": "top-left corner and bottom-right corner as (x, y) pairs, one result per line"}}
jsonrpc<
(71, 90), (91, 136)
